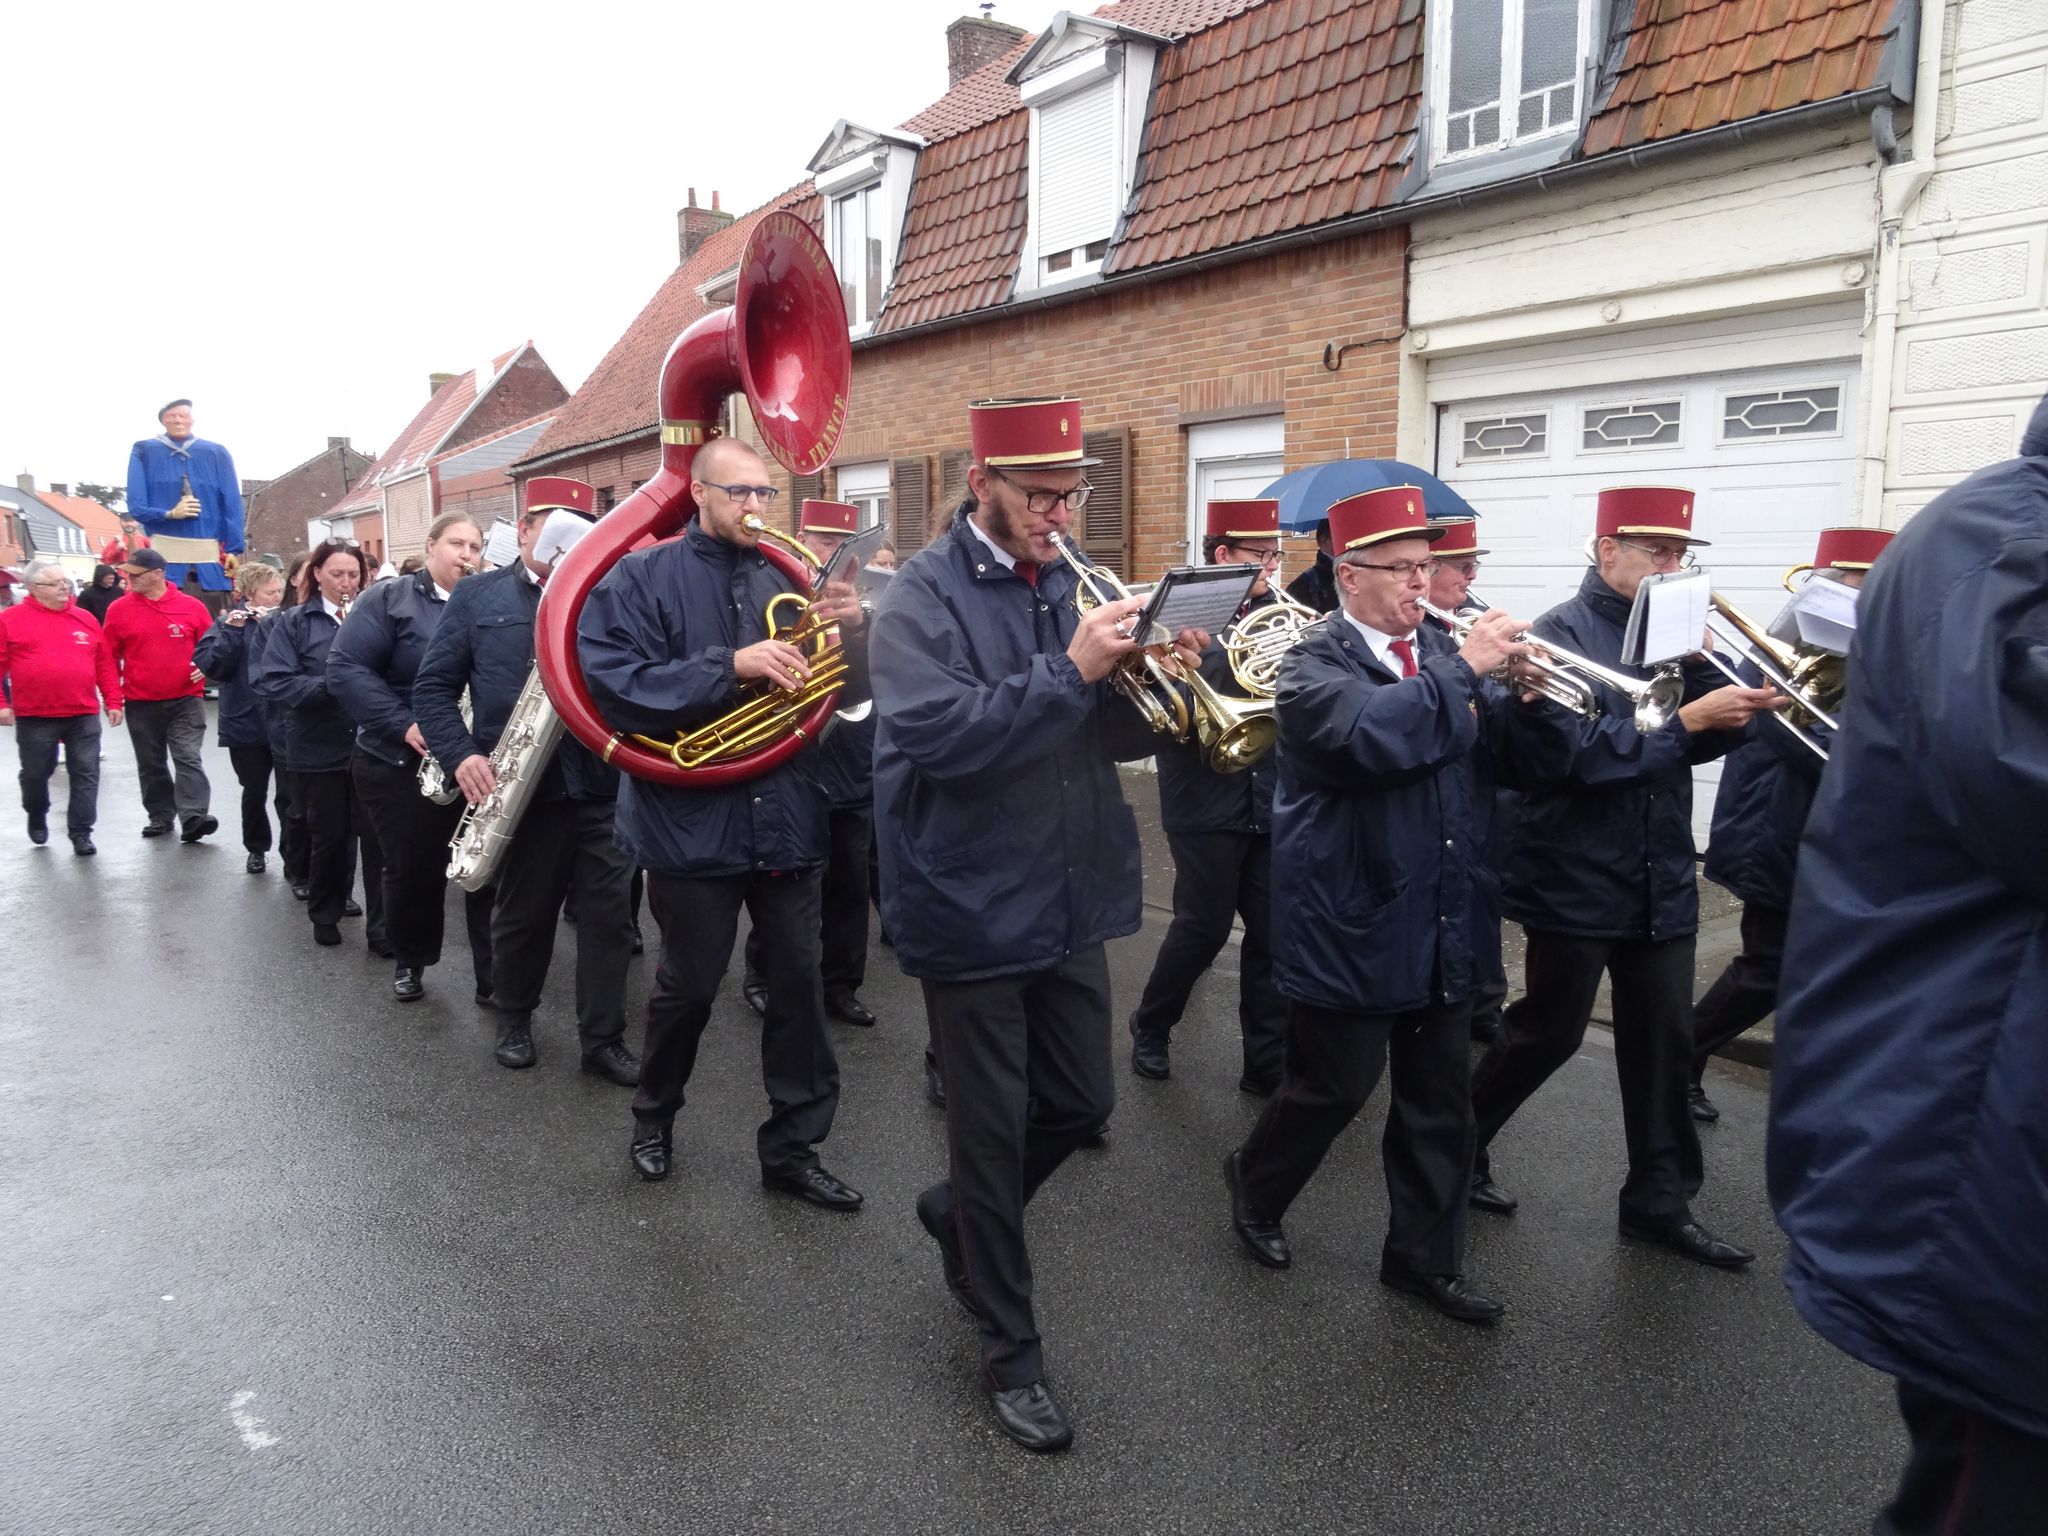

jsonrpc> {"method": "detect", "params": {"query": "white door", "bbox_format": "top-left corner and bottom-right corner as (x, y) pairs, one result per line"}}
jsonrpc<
(1432, 357), (1859, 838)
(1185, 416), (1285, 568)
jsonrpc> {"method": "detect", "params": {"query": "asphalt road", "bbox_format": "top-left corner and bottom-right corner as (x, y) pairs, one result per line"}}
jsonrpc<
(2, 720), (1901, 1535)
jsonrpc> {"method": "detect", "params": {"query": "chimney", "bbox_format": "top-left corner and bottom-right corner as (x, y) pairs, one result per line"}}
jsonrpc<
(328, 436), (351, 451)
(14, 473), (34, 493)
(947, 12), (1026, 85)
(51, 483), (69, 497)
(429, 372), (457, 397)
(677, 187), (734, 264)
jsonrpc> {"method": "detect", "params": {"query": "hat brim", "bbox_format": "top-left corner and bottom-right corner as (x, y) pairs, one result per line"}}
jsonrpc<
(983, 453), (1103, 470)
(1611, 524), (1711, 547)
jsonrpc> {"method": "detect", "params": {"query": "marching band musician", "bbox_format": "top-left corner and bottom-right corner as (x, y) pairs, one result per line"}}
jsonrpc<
(1285, 516), (1339, 614)
(869, 396), (1206, 1454)
(1223, 487), (1526, 1324)
(193, 559), (288, 874)
(327, 513), (495, 1006)
(1687, 525), (1890, 1121)
(1467, 486), (1779, 1268)
(577, 437), (869, 1207)
(251, 541), (384, 950)
(742, 498), (881, 1030)
(413, 486), (640, 1085)
(124, 399), (245, 610)
(1127, 498), (1287, 1094)
(1422, 517), (1514, 1045)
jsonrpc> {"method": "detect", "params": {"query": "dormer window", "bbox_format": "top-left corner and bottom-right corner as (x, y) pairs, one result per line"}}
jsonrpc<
(1433, 0), (1591, 161)
(830, 183), (886, 328)
(807, 120), (923, 337)
(1009, 13), (1166, 291)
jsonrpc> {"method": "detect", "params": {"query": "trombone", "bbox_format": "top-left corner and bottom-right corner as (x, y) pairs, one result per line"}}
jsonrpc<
(1046, 531), (1277, 773)
(1419, 595), (1684, 732)
(1697, 593), (1840, 760)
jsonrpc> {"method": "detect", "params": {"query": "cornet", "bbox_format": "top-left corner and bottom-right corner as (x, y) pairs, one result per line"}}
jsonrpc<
(1419, 596), (1684, 732)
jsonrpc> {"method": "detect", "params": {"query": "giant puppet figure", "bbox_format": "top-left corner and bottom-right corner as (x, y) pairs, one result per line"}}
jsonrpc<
(125, 399), (246, 596)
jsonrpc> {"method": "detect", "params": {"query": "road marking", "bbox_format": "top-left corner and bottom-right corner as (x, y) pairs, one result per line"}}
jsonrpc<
(228, 1391), (280, 1450)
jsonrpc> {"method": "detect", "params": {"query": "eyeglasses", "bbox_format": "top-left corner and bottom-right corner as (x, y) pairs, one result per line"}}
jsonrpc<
(1226, 544), (1282, 566)
(1350, 558), (1440, 581)
(989, 467), (1092, 515)
(1440, 560), (1480, 579)
(1615, 538), (1697, 570)
(700, 481), (780, 506)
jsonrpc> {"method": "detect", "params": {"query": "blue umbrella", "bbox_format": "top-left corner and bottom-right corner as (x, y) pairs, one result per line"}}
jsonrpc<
(1259, 459), (1480, 531)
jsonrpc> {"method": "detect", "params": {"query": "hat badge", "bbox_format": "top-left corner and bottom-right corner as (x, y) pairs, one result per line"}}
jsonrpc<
(1059, 417), (1070, 437)
(1406, 499), (1416, 512)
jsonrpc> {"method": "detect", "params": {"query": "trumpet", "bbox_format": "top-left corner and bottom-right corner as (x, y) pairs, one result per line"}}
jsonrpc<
(1047, 531), (1277, 773)
(1419, 596), (1684, 732)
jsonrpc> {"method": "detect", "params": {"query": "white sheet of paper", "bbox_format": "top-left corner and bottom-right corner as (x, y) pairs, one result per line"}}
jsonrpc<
(482, 518), (518, 570)
(1768, 575), (1859, 656)
(1624, 569), (1712, 666)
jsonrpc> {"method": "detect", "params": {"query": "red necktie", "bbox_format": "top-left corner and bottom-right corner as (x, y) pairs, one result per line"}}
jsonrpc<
(1389, 637), (1418, 678)
(1014, 561), (1040, 588)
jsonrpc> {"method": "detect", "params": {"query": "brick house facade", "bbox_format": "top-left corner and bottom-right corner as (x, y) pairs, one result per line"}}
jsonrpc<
(242, 437), (375, 560)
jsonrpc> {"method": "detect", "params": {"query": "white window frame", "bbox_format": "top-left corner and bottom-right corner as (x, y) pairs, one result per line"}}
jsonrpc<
(1017, 34), (1158, 293)
(827, 182), (888, 332)
(834, 460), (890, 533)
(1429, 0), (1593, 165)
(1715, 379), (1850, 444)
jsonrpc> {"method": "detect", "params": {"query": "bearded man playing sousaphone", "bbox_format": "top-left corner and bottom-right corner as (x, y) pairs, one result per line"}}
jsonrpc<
(577, 436), (870, 1211)
(869, 396), (1208, 1454)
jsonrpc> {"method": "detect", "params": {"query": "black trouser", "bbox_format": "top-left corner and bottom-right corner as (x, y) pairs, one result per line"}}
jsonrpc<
(1239, 998), (1475, 1277)
(276, 757), (308, 882)
(226, 743), (284, 854)
(1129, 829), (1286, 1084)
(1471, 930), (1703, 1224)
(638, 869), (838, 1175)
(1690, 901), (1787, 1085)
(124, 696), (210, 826)
(295, 767), (385, 938)
(1877, 1381), (2048, 1535)
(743, 804), (873, 998)
(1468, 974), (1508, 1040)
(16, 714), (100, 833)
(491, 797), (629, 1051)
(351, 751), (489, 976)
(921, 947), (1117, 1391)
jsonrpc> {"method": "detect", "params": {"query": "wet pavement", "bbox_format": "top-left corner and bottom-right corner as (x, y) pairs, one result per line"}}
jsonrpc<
(3, 726), (1895, 1534)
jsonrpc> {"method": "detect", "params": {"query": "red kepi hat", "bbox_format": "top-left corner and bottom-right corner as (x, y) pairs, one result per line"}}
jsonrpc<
(1812, 526), (1893, 570)
(1594, 485), (1710, 545)
(969, 397), (1100, 468)
(1428, 517), (1490, 559)
(526, 477), (597, 518)
(799, 499), (860, 535)
(1327, 485), (1445, 554)
(1204, 498), (1280, 541)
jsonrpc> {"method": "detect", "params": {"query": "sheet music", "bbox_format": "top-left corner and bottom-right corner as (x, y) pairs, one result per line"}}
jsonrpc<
(1135, 565), (1260, 644)
(482, 518), (518, 570)
(1622, 569), (1712, 666)
(1768, 574), (1859, 657)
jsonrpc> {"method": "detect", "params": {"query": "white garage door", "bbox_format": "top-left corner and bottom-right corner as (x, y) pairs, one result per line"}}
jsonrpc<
(1429, 320), (1861, 837)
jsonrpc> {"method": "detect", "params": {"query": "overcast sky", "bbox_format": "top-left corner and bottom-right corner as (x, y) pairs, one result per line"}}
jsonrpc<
(2, 0), (1034, 494)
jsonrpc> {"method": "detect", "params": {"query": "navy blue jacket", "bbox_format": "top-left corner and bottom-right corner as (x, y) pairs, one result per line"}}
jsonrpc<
(808, 707), (876, 811)
(1770, 396), (2048, 1439)
(249, 600), (354, 773)
(414, 563), (615, 805)
(870, 509), (1161, 983)
(577, 521), (866, 876)
(1154, 590), (1277, 835)
(192, 607), (271, 748)
(1285, 553), (1338, 616)
(1502, 570), (1746, 941)
(326, 570), (455, 768)
(1700, 658), (1830, 911)
(253, 607), (292, 760)
(1272, 616), (1519, 1013)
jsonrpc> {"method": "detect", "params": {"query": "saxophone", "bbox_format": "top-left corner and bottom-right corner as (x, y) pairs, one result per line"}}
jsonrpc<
(416, 690), (473, 805)
(445, 666), (564, 892)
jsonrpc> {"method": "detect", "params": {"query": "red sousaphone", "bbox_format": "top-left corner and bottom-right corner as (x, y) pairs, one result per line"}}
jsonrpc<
(533, 209), (852, 788)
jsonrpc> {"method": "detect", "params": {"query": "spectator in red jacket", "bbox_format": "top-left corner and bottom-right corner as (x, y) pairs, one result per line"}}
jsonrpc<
(0, 563), (123, 854)
(102, 547), (216, 841)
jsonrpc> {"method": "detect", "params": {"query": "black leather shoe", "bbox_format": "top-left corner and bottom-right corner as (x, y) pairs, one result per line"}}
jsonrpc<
(1689, 1083), (1720, 1123)
(630, 1121), (671, 1181)
(314, 923), (342, 947)
(1379, 1266), (1507, 1325)
(494, 1018), (536, 1070)
(581, 1041), (641, 1086)
(392, 966), (425, 1002)
(741, 978), (768, 1017)
(825, 990), (877, 1027)
(763, 1164), (864, 1211)
(925, 1059), (947, 1109)
(915, 1189), (983, 1322)
(142, 821), (173, 838)
(1468, 1174), (1519, 1215)
(342, 898), (362, 917)
(71, 833), (96, 857)
(1223, 1150), (1291, 1269)
(1237, 1073), (1280, 1097)
(246, 851), (266, 873)
(988, 1381), (1073, 1454)
(27, 812), (48, 846)
(1620, 1217), (1756, 1269)
(180, 813), (218, 844)
(474, 983), (495, 1007)
(367, 936), (394, 960)
(291, 881), (310, 901)
(1130, 1030), (1170, 1080)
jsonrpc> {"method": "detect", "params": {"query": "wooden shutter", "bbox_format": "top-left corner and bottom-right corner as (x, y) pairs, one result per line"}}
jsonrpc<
(789, 470), (825, 535)
(1080, 427), (1131, 580)
(890, 456), (930, 554)
(937, 449), (972, 542)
